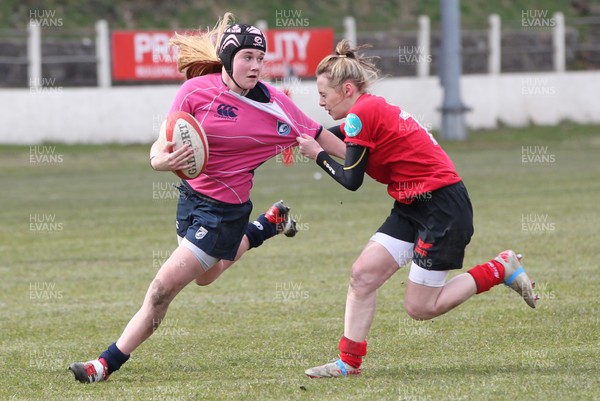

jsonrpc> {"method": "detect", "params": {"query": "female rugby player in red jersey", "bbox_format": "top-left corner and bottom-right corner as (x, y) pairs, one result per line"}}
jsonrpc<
(68, 14), (345, 383)
(297, 40), (538, 378)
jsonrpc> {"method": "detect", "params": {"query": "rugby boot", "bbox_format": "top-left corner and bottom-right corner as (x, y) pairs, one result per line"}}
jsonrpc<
(265, 200), (297, 237)
(305, 359), (361, 378)
(68, 358), (108, 383)
(496, 250), (538, 308)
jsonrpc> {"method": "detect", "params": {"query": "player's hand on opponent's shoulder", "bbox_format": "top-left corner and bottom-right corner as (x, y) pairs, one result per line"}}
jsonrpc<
(150, 141), (194, 172)
(296, 133), (323, 160)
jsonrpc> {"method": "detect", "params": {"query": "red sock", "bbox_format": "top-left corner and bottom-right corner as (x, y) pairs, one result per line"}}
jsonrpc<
(338, 336), (367, 368)
(467, 260), (505, 294)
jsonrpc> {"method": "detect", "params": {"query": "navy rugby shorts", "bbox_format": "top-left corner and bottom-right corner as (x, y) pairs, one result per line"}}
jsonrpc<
(176, 181), (252, 261)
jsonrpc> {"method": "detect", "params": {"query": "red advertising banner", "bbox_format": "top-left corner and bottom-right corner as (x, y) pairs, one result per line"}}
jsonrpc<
(263, 28), (334, 78)
(111, 31), (184, 81)
(111, 28), (334, 81)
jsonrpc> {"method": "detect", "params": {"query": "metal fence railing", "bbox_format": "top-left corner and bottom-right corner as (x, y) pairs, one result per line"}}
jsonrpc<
(1, 13), (599, 88)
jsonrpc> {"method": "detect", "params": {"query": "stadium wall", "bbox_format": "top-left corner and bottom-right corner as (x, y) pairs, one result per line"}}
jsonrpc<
(2, 71), (599, 144)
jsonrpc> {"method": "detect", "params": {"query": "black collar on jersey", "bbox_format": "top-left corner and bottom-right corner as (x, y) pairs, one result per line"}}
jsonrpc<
(246, 82), (270, 103)
(221, 78), (271, 103)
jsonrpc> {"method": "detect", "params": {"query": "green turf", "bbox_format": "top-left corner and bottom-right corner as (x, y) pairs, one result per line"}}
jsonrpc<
(1, 124), (599, 401)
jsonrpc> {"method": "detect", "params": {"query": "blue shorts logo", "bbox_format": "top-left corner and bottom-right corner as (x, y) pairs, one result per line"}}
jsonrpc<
(345, 114), (362, 137)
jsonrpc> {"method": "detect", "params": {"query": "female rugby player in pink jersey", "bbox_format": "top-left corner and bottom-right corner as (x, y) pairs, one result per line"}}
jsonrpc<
(297, 40), (538, 378)
(68, 13), (345, 383)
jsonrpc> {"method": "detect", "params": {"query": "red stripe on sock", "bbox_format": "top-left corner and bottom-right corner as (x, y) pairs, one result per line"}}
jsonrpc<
(98, 357), (109, 380)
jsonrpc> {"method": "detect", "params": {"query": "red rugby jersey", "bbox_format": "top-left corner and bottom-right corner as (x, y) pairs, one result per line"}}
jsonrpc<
(341, 94), (461, 204)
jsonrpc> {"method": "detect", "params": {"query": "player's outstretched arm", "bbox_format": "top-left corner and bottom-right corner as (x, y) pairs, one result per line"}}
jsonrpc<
(297, 134), (368, 191)
(316, 128), (346, 159)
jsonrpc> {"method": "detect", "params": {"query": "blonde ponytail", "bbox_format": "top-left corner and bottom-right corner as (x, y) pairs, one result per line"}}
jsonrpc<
(170, 13), (235, 79)
(316, 39), (379, 92)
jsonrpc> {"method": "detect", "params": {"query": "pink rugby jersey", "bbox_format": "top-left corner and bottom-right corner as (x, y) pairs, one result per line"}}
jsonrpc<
(169, 73), (322, 204)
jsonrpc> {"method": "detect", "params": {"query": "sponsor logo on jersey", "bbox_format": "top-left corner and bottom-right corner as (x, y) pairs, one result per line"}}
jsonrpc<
(344, 113), (362, 137)
(216, 103), (239, 120)
(277, 120), (291, 136)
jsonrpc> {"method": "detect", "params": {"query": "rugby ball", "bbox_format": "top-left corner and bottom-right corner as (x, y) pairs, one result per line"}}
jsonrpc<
(160, 111), (209, 179)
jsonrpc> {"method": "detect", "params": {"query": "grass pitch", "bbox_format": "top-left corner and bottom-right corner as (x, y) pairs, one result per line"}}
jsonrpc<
(0, 124), (599, 401)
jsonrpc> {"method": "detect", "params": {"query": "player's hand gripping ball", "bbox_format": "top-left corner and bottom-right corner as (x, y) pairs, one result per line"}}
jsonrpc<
(160, 111), (209, 179)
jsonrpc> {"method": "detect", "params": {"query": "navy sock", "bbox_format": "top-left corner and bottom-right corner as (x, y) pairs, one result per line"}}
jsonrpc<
(245, 214), (277, 249)
(99, 342), (130, 374)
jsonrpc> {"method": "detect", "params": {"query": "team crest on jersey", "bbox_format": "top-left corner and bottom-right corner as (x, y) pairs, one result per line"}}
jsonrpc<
(345, 113), (362, 137)
(276, 120), (291, 136)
